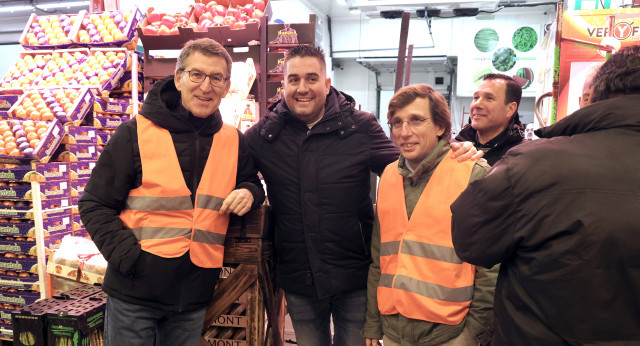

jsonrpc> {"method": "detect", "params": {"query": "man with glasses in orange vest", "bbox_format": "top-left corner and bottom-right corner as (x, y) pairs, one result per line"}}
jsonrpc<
(79, 38), (264, 345)
(363, 84), (497, 346)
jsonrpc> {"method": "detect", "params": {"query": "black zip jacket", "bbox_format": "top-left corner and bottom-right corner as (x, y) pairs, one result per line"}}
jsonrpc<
(245, 87), (399, 298)
(451, 95), (640, 345)
(79, 76), (265, 312)
(455, 114), (524, 166)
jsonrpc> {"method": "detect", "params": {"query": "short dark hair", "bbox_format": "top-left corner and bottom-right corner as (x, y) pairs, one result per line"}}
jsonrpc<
(284, 45), (326, 72)
(483, 73), (522, 110)
(175, 38), (232, 78)
(387, 84), (452, 140)
(591, 45), (640, 103)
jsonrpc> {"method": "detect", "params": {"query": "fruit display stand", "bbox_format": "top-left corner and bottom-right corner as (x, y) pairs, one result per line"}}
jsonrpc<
(200, 205), (284, 346)
(0, 161), (76, 342)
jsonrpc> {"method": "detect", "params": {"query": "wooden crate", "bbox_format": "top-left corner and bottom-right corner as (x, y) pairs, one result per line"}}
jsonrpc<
(224, 205), (274, 265)
(201, 205), (284, 346)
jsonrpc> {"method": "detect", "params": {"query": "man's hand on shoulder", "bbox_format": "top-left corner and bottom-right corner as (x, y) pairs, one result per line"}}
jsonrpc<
(451, 141), (484, 162)
(219, 188), (254, 216)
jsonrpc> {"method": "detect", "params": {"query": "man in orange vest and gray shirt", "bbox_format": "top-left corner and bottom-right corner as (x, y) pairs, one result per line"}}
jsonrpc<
(363, 84), (497, 346)
(79, 38), (264, 345)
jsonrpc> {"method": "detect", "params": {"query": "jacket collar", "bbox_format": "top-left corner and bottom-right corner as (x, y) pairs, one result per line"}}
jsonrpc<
(260, 86), (358, 142)
(398, 139), (450, 186)
(535, 94), (640, 138)
(456, 113), (524, 148)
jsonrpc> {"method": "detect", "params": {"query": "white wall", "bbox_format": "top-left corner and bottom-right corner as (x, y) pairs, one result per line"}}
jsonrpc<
(329, 7), (555, 135)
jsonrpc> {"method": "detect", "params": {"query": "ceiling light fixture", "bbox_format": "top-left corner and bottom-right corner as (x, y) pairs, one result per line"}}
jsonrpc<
(37, 1), (90, 10)
(337, 0), (347, 6)
(0, 5), (34, 13)
(349, 7), (361, 14)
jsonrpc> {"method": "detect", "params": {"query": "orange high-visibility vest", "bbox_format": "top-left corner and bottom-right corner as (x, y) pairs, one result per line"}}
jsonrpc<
(377, 151), (475, 325)
(119, 114), (238, 268)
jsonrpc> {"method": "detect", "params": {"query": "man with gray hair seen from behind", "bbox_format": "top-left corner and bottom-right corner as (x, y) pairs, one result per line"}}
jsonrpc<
(578, 62), (602, 108)
(79, 38), (265, 345)
(451, 44), (640, 345)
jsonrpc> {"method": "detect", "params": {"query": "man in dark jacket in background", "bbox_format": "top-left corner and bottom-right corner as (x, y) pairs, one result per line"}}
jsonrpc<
(455, 73), (524, 165)
(79, 38), (264, 345)
(450, 45), (640, 345)
(245, 45), (479, 346)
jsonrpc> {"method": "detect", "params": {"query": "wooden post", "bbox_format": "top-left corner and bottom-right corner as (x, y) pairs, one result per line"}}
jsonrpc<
(394, 12), (411, 92)
(404, 44), (414, 87)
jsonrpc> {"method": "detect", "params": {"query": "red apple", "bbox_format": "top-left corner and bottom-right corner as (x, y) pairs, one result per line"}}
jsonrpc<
(169, 27), (179, 35)
(158, 25), (171, 35)
(253, 0), (266, 12)
(205, 1), (218, 14)
(213, 5), (227, 17)
(231, 21), (246, 30)
(227, 7), (240, 19)
(239, 14), (250, 22)
(161, 15), (176, 29)
(247, 18), (260, 24)
(252, 9), (263, 19)
(224, 15), (237, 26)
(241, 4), (254, 17)
(194, 3), (206, 19)
(199, 12), (214, 24)
(198, 19), (213, 29)
(142, 24), (159, 35)
(147, 12), (162, 25)
(212, 15), (225, 26)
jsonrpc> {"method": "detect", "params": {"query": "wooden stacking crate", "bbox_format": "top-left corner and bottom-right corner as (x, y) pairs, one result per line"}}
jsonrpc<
(200, 205), (284, 346)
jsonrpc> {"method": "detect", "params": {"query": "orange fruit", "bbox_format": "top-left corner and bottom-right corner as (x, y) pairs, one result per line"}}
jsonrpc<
(26, 132), (38, 141)
(5, 142), (17, 152)
(30, 139), (40, 149)
(9, 149), (21, 157)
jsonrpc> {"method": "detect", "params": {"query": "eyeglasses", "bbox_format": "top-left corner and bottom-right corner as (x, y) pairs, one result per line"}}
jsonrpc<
(180, 69), (228, 88)
(388, 117), (431, 131)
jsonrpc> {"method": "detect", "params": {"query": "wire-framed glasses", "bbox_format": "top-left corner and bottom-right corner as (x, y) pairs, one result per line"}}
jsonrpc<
(180, 69), (228, 88)
(388, 117), (432, 131)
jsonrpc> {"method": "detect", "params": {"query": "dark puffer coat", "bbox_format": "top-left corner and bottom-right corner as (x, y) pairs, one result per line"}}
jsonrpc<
(245, 87), (399, 298)
(79, 76), (264, 312)
(451, 95), (640, 345)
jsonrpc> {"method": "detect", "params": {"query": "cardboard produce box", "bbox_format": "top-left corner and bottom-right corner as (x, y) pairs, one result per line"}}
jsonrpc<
(46, 295), (105, 346)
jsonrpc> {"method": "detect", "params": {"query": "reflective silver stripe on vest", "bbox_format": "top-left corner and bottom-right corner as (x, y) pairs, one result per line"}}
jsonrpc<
(126, 196), (192, 211)
(401, 239), (463, 264)
(380, 241), (401, 257)
(390, 274), (473, 303)
(192, 228), (226, 246)
(131, 227), (192, 241)
(379, 273), (395, 288)
(196, 195), (225, 211)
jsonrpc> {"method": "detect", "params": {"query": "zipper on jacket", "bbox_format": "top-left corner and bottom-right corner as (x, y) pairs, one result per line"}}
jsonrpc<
(305, 270), (313, 285)
(359, 222), (369, 256)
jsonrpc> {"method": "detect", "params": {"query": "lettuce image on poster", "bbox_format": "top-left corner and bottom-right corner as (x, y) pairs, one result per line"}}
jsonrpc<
(492, 47), (516, 72)
(512, 27), (538, 52)
(474, 28), (499, 52)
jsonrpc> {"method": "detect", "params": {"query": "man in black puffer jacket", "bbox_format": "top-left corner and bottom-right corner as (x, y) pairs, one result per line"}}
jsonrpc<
(451, 45), (640, 345)
(245, 45), (479, 346)
(455, 73), (524, 166)
(79, 38), (264, 346)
